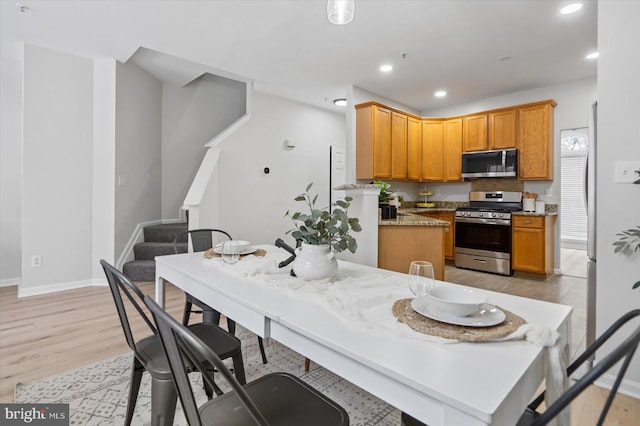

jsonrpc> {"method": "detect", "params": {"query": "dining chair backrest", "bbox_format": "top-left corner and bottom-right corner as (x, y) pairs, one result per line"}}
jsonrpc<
(527, 309), (640, 425)
(144, 295), (269, 426)
(173, 229), (232, 254)
(101, 259), (156, 351)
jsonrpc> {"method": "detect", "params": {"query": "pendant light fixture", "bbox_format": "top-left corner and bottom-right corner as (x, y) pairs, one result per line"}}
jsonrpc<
(327, 0), (355, 25)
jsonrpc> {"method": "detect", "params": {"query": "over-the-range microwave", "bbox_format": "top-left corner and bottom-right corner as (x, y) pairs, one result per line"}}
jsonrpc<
(461, 148), (517, 178)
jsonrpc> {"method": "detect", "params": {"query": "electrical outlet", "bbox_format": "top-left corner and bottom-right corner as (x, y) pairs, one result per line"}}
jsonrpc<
(31, 255), (42, 268)
(614, 161), (640, 183)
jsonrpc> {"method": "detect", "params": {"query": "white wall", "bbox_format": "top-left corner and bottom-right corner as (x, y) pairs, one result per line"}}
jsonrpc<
(596, 1), (640, 396)
(0, 46), (22, 285)
(212, 91), (345, 247)
(92, 59), (117, 277)
(21, 44), (94, 294)
(114, 61), (163, 257)
(161, 74), (246, 219)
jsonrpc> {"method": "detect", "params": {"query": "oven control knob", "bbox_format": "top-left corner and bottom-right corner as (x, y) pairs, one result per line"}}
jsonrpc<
(478, 212), (484, 217)
(491, 212), (498, 218)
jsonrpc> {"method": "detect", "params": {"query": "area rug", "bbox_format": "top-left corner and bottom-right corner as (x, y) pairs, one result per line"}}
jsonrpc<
(15, 326), (399, 425)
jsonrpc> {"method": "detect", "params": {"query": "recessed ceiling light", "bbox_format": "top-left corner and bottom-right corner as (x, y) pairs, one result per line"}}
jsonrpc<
(560, 3), (582, 15)
(585, 52), (599, 60)
(434, 90), (447, 98)
(379, 64), (393, 72)
(333, 98), (347, 106)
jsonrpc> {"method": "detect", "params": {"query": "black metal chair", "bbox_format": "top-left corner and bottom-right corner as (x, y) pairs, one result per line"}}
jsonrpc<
(101, 260), (246, 426)
(401, 309), (640, 426)
(144, 295), (350, 426)
(173, 228), (268, 364)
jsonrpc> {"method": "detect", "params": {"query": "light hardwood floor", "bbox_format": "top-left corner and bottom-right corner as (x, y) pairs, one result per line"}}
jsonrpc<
(1, 269), (638, 424)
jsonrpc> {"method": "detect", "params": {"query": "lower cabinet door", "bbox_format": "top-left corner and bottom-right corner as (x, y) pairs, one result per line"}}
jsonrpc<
(512, 227), (544, 272)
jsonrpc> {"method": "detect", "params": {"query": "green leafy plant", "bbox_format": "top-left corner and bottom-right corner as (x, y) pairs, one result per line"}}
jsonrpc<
(285, 183), (361, 253)
(373, 180), (392, 203)
(612, 225), (640, 291)
(613, 226), (640, 255)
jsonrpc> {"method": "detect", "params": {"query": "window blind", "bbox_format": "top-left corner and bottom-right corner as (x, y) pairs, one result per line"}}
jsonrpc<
(561, 151), (588, 245)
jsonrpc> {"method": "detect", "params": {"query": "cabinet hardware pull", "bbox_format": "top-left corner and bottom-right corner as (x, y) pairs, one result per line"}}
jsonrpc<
(524, 220), (532, 224)
(474, 259), (487, 263)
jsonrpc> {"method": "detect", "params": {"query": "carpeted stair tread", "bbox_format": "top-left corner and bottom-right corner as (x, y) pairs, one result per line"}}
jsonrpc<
(122, 260), (156, 282)
(143, 223), (188, 243)
(133, 242), (178, 260)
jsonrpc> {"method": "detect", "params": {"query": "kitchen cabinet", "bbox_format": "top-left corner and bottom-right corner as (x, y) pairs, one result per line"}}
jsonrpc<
(421, 119), (445, 181)
(417, 211), (455, 260)
(488, 108), (517, 149)
(463, 114), (488, 152)
(378, 224), (445, 280)
(356, 103), (392, 179)
(391, 112), (408, 180)
(512, 215), (555, 277)
(517, 101), (556, 180)
(406, 116), (422, 181)
(444, 118), (463, 181)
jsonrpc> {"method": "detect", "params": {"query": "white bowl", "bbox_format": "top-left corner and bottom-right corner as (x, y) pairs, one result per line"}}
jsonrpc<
(232, 240), (251, 248)
(426, 286), (488, 317)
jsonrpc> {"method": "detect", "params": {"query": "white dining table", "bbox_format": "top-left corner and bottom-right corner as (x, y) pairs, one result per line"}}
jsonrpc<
(155, 244), (572, 426)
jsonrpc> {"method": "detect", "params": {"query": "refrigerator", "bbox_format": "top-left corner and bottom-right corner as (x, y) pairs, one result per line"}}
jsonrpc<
(586, 101), (597, 353)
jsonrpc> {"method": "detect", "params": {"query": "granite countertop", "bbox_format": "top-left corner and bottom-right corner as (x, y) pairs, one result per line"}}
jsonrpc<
(379, 212), (449, 227)
(512, 204), (558, 217)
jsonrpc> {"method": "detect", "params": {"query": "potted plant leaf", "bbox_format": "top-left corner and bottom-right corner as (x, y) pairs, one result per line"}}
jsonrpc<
(284, 183), (361, 280)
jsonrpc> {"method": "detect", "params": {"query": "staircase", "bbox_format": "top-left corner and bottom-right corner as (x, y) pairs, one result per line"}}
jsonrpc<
(123, 223), (188, 281)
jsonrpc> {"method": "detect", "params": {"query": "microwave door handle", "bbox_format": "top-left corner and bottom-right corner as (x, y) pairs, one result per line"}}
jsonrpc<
(502, 150), (507, 172)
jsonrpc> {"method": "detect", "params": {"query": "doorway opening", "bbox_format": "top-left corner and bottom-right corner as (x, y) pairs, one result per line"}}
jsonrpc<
(560, 127), (589, 278)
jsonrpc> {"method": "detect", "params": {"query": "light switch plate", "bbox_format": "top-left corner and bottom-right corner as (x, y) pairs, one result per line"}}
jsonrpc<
(614, 161), (640, 183)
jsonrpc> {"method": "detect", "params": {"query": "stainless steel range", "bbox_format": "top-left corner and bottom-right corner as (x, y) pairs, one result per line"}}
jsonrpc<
(454, 191), (522, 275)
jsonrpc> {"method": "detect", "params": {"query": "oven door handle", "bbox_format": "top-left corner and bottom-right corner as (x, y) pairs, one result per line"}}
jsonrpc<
(455, 217), (511, 226)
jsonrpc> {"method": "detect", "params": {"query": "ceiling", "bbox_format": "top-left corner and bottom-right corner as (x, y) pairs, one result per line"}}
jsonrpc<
(1, 0), (597, 113)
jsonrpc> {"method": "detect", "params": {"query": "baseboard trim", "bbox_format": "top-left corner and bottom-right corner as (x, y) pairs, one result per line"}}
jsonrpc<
(0, 277), (20, 288)
(17, 278), (107, 298)
(596, 374), (640, 400)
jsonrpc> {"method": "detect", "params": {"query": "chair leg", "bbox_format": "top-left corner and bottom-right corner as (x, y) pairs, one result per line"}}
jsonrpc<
(304, 357), (311, 372)
(226, 317), (236, 335)
(125, 357), (144, 426)
(182, 299), (192, 326)
(258, 337), (268, 364)
(231, 351), (247, 385)
(150, 377), (178, 426)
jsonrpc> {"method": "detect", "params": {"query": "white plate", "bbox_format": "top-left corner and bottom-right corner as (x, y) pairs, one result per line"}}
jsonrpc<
(213, 246), (257, 255)
(410, 297), (505, 327)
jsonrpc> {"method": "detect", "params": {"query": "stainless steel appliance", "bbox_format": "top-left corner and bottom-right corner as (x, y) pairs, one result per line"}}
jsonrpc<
(455, 191), (522, 275)
(586, 101), (597, 351)
(461, 148), (517, 178)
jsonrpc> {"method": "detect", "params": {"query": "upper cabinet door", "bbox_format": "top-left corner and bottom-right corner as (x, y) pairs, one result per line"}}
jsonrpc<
(444, 118), (463, 181)
(489, 109), (517, 149)
(356, 104), (392, 179)
(391, 112), (408, 180)
(406, 116), (422, 181)
(421, 120), (445, 181)
(517, 102), (555, 180)
(463, 114), (488, 152)
(372, 106), (392, 178)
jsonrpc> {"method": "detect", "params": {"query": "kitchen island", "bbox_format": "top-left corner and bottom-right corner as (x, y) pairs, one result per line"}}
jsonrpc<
(378, 212), (448, 279)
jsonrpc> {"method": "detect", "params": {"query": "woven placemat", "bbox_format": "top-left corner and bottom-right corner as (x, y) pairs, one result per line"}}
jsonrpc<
(204, 248), (267, 259)
(392, 298), (525, 342)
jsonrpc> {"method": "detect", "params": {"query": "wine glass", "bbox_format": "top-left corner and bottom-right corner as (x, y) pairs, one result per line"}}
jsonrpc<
(408, 261), (435, 297)
(221, 241), (240, 265)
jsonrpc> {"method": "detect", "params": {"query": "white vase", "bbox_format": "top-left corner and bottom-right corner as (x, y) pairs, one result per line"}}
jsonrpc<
(293, 243), (338, 280)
